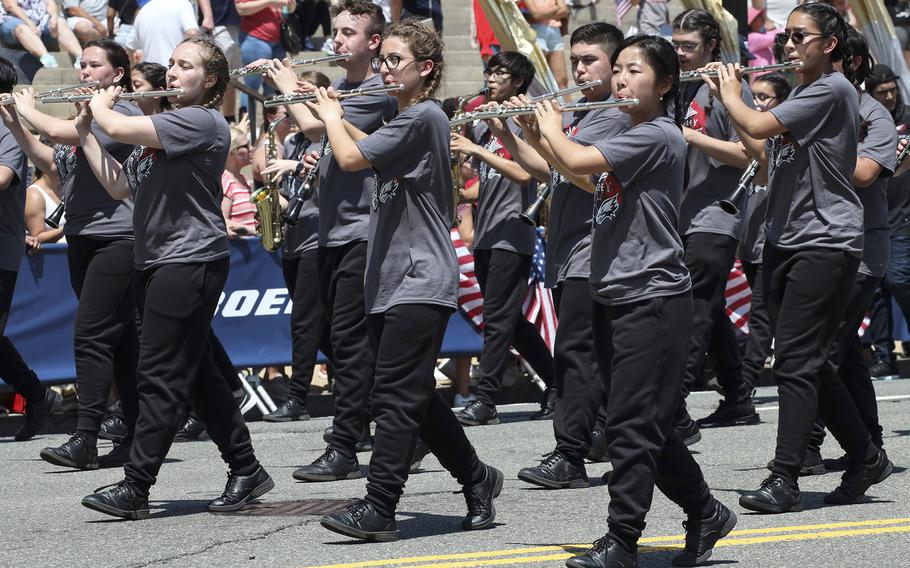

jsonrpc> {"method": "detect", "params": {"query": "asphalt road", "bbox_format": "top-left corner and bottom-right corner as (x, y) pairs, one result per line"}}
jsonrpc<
(2, 380), (909, 568)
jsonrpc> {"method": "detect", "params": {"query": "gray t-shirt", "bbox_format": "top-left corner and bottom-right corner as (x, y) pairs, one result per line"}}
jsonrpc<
(471, 120), (536, 256)
(546, 102), (630, 288)
(590, 116), (691, 305)
(766, 72), (863, 255)
(56, 100), (140, 238)
(124, 106), (230, 269)
(63, 0), (108, 20)
(317, 74), (397, 247)
(0, 122), (28, 272)
(856, 94), (897, 277)
(679, 80), (753, 239)
(739, 182), (768, 264)
(356, 100), (458, 314)
(281, 132), (319, 258)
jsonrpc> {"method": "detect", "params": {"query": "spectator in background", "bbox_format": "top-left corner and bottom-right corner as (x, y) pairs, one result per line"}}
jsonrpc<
(198, 0), (243, 121)
(750, 0), (795, 30)
(0, 0), (84, 68)
(236, 0), (296, 108)
(63, 0), (108, 44)
(746, 5), (779, 76)
(521, 0), (568, 88)
(24, 166), (64, 253)
(106, 0), (135, 45)
(124, 0), (198, 65)
(636, 0), (671, 36)
(222, 125), (258, 238)
(471, 0), (498, 63)
(390, 0), (442, 33)
(291, 0), (331, 51)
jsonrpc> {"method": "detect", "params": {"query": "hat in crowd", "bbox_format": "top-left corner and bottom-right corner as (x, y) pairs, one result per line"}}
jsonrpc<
(747, 5), (765, 25)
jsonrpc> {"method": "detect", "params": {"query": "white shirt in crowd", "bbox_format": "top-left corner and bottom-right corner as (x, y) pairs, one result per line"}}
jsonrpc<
(125, 0), (198, 66)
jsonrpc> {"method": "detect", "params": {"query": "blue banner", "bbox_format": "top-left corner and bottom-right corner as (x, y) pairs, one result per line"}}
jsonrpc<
(4, 239), (483, 385)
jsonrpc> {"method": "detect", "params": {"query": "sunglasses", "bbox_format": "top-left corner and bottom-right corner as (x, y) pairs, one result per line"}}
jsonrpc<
(775, 31), (826, 46)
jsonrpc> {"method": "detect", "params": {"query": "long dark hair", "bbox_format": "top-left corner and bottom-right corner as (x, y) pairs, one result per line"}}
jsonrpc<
(132, 61), (170, 110)
(866, 63), (906, 123)
(672, 9), (722, 61)
(753, 73), (792, 101)
(610, 35), (682, 128)
(83, 38), (132, 91)
(789, 2), (852, 82)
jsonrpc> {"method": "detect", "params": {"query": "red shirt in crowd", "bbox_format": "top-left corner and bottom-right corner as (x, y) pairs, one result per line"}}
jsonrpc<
(236, 0), (282, 43)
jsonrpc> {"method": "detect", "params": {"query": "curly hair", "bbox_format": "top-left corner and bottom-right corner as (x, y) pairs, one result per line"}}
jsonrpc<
(384, 19), (445, 103)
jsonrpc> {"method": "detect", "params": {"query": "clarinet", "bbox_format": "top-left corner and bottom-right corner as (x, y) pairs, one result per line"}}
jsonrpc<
(283, 137), (326, 226)
(719, 160), (760, 215)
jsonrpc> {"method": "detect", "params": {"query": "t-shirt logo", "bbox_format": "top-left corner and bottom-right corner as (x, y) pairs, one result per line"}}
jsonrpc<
(479, 133), (509, 183)
(593, 173), (622, 225)
(767, 134), (797, 175)
(124, 146), (159, 192)
(53, 145), (77, 183)
(551, 123), (581, 189)
(749, 184), (767, 197)
(371, 174), (399, 211)
(684, 101), (707, 134)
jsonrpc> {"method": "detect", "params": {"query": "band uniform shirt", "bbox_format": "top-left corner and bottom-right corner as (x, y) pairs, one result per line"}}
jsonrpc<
(590, 116), (691, 305)
(471, 119), (536, 257)
(0, 122), (28, 272)
(55, 100), (141, 239)
(856, 93), (898, 278)
(318, 74), (397, 248)
(356, 100), (458, 314)
(125, 106), (230, 269)
(546, 101), (630, 288)
(281, 132), (319, 258)
(679, 79), (753, 240)
(766, 71), (862, 255)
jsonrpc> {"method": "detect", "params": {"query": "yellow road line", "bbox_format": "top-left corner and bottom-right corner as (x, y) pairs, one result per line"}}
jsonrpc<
(305, 518), (910, 568)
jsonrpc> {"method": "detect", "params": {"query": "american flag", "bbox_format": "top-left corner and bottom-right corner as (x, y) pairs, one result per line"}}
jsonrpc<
(615, 0), (632, 25)
(725, 261), (751, 335)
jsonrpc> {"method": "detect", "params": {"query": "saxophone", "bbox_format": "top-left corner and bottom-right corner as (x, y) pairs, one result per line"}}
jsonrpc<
(250, 118), (285, 251)
(450, 87), (489, 225)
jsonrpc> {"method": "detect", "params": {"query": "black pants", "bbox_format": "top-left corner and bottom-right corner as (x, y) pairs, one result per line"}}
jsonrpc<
(678, 233), (746, 420)
(125, 259), (258, 495)
(66, 235), (140, 437)
(282, 248), (332, 404)
(810, 273), (884, 450)
(0, 270), (45, 403)
(318, 242), (374, 458)
(866, 286), (893, 365)
(740, 260), (772, 390)
(764, 244), (874, 486)
(593, 292), (711, 548)
(551, 278), (602, 465)
(473, 248), (555, 407)
(364, 304), (485, 517)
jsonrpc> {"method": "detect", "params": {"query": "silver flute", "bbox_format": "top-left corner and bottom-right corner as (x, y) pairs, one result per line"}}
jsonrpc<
(0, 81), (103, 105)
(449, 98), (639, 127)
(39, 88), (186, 103)
(230, 53), (353, 78)
(680, 61), (802, 82)
(529, 80), (602, 102)
(263, 83), (404, 108)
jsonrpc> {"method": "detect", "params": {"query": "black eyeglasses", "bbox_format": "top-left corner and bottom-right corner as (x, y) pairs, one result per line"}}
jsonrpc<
(483, 68), (512, 80)
(370, 54), (413, 72)
(775, 31), (825, 46)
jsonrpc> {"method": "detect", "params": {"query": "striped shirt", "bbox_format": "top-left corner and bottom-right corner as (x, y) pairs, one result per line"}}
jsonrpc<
(221, 171), (258, 230)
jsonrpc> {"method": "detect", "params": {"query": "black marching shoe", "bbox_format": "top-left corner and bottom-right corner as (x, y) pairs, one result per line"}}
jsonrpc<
(174, 416), (206, 442)
(263, 398), (310, 422)
(292, 447), (363, 482)
(530, 388), (557, 421)
(98, 437), (132, 468)
(587, 428), (609, 463)
(209, 465), (275, 512)
(518, 450), (589, 489)
(869, 359), (899, 380)
(739, 475), (802, 513)
(456, 400), (500, 426)
(676, 417), (702, 447)
(672, 499), (737, 566)
(322, 425), (374, 452)
(823, 449), (894, 505)
(82, 481), (149, 520)
(459, 464), (503, 530)
(14, 389), (59, 441)
(696, 399), (760, 428)
(98, 413), (129, 442)
(766, 448), (825, 476)
(40, 432), (99, 470)
(320, 499), (398, 542)
(565, 536), (638, 568)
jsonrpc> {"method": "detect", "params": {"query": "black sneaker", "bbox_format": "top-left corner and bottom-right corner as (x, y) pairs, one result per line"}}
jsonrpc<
(518, 451), (589, 489)
(320, 499), (398, 542)
(739, 475), (802, 513)
(456, 401), (500, 427)
(823, 454), (849, 472)
(209, 465), (275, 512)
(696, 399), (760, 428)
(823, 449), (894, 505)
(869, 360), (899, 380)
(322, 425), (374, 452)
(459, 464), (504, 530)
(98, 437), (132, 468)
(40, 433), (99, 470)
(82, 481), (150, 520)
(292, 447), (363, 482)
(409, 439), (430, 473)
(174, 416), (206, 442)
(263, 399), (310, 422)
(565, 536), (638, 568)
(530, 388), (557, 421)
(14, 389), (59, 441)
(672, 499), (737, 566)
(98, 413), (129, 442)
(677, 418), (702, 447)
(587, 428), (609, 463)
(765, 448), (826, 476)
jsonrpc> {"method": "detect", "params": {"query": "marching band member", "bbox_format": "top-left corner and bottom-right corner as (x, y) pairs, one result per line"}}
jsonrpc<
(709, 2), (891, 514)
(306, 19), (503, 542)
(78, 36), (272, 520)
(537, 34), (736, 568)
